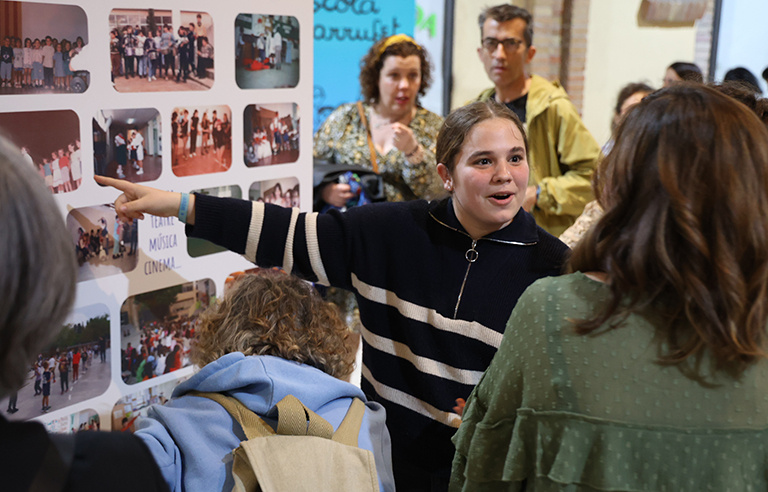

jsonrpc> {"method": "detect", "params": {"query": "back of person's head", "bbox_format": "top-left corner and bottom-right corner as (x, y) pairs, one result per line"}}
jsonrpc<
(437, 100), (528, 172)
(710, 81), (768, 127)
(668, 61), (703, 83)
(478, 4), (533, 46)
(191, 271), (354, 380)
(0, 134), (76, 397)
(723, 67), (762, 94)
(570, 83), (768, 376)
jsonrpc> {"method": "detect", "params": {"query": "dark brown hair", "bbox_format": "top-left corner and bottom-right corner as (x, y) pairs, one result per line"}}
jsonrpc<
(709, 81), (768, 126)
(437, 100), (528, 172)
(611, 82), (654, 134)
(359, 36), (432, 104)
(191, 271), (354, 380)
(669, 62), (703, 83)
(478, 4), (533, 46)
(570, 83), (768, 375)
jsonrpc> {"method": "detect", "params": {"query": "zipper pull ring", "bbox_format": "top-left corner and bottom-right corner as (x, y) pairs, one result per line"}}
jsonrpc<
(465, 240), (478, 263)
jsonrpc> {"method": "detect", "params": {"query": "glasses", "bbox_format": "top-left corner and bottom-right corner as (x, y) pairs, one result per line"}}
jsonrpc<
(481, 37), (524, 53)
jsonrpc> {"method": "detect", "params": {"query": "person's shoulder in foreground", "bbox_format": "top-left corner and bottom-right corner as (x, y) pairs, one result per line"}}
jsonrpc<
(3, 416), (169, 492)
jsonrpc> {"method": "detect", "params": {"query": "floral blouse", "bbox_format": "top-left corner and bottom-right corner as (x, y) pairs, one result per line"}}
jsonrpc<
(313, 102), (444, 202)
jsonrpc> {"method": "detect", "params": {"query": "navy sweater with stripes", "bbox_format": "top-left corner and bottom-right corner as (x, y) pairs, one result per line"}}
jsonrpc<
(188, 194), (569, 480)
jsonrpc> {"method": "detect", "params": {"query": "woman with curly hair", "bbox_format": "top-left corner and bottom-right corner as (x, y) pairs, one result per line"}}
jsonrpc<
(451, 84), (768, 490)
(314, 34), (444, 208)
(133, 271), (395, 492)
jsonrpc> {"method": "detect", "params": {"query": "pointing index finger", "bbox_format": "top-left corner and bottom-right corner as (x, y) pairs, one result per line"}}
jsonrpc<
(94, 174), (133, 192)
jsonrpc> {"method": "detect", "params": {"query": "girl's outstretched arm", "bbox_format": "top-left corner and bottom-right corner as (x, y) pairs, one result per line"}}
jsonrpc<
(95, 175), (195, 224)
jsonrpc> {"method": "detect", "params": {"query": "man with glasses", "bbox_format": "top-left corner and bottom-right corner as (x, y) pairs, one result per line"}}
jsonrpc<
(473, 4), (600, 237)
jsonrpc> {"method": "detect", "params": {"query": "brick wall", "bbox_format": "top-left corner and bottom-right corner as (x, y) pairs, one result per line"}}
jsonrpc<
(693, 0), (715, 80)
(525, 0), (590, 114)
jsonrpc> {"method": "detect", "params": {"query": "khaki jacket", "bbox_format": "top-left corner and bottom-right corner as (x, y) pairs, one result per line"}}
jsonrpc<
(475, 74), (601, 236)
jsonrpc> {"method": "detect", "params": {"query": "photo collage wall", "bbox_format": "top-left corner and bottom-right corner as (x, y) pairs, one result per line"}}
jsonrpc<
(0, 0), (312, 433)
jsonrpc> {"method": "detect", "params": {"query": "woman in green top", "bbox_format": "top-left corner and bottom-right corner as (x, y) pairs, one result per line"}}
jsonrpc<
(450, 84), (768, 491)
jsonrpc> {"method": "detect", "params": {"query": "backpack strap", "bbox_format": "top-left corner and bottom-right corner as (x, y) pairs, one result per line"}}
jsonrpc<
(332, 397), (366, 447)
(190, 391), (274, 439)
(276, 394), (333, 439)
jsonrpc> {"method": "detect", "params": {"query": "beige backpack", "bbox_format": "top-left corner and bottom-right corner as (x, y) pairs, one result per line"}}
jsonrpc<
(192, 392), (380, 492)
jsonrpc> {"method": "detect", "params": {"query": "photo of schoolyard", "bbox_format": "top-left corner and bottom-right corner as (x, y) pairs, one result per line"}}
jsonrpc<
(93, 108), (162, 183)
(110, 9), (213, 92)
(120, 279), (215, 385)
(244, 103), (299, 167)
(235, 14), (299, 89)
(0, 1), (90, 94)
(187, 185), (242, 258)
(112, 377), (188, 432)
(67, 204), (139, 282)
(171, 105), (231, 176)
(0, 110), (82, 194)
(249, 177), (300, 207)
(1, 304), (110, 421)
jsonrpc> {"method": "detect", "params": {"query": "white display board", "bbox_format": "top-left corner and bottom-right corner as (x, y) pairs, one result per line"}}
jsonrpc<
(0, 0), (313, 432)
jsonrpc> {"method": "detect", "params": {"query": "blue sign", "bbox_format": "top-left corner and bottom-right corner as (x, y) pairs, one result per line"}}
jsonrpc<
(313, 0), (416, 131)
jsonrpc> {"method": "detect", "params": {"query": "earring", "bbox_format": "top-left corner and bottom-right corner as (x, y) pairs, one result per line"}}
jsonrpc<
(444, 180), (453, 192)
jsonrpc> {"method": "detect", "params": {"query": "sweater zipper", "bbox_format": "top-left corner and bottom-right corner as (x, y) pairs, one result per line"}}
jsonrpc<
(453, 239), (478, 318)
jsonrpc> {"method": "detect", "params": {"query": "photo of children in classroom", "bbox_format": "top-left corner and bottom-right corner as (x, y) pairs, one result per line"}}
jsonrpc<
(93, 108), (162, 183)
(244, 103), (299, 167)
(109, 9), (213, 92)
(0, 110), (83, 194)
(112, 377), (189, 432)
(0, 1), (89, 94)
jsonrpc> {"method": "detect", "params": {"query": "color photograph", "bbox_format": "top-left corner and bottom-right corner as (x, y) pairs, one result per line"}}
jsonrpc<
(0, 110), (82, 194)
(109, 9), (213, 92)
(93, 108), (162, 182)
(120, 279), (215, 385)
(249, 177), (300, 207)
(171, 105), (231, 176)
(235, 14), (299, 89)
(244, 103), (299, 167)
(43, 408), (101, 434)
(111, 377), (189, 431)
(1, 304), (111, 420)
(187, 185), (242, 258)
(67, 204), (139, 282)
(0, 0), (90, 94)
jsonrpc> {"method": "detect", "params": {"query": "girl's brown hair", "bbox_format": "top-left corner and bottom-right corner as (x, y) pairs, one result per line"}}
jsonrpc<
(191, 271), (354, 380)
(570, 83), (768, 376)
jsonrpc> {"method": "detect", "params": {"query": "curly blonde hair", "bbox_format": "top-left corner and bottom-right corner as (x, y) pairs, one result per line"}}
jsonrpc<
(190, 271), (354, 380)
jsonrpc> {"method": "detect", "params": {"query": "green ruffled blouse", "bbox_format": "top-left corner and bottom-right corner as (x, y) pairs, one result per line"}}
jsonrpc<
(451, 273), (768, 492)
(313, 102), (444, 202)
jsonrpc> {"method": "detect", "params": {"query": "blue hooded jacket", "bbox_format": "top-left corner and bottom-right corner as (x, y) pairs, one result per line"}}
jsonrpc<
(135, 352), (394, 491)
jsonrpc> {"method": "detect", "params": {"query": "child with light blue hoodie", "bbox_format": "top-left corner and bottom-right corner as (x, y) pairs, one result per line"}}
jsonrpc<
(134, 271), (394, 491)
